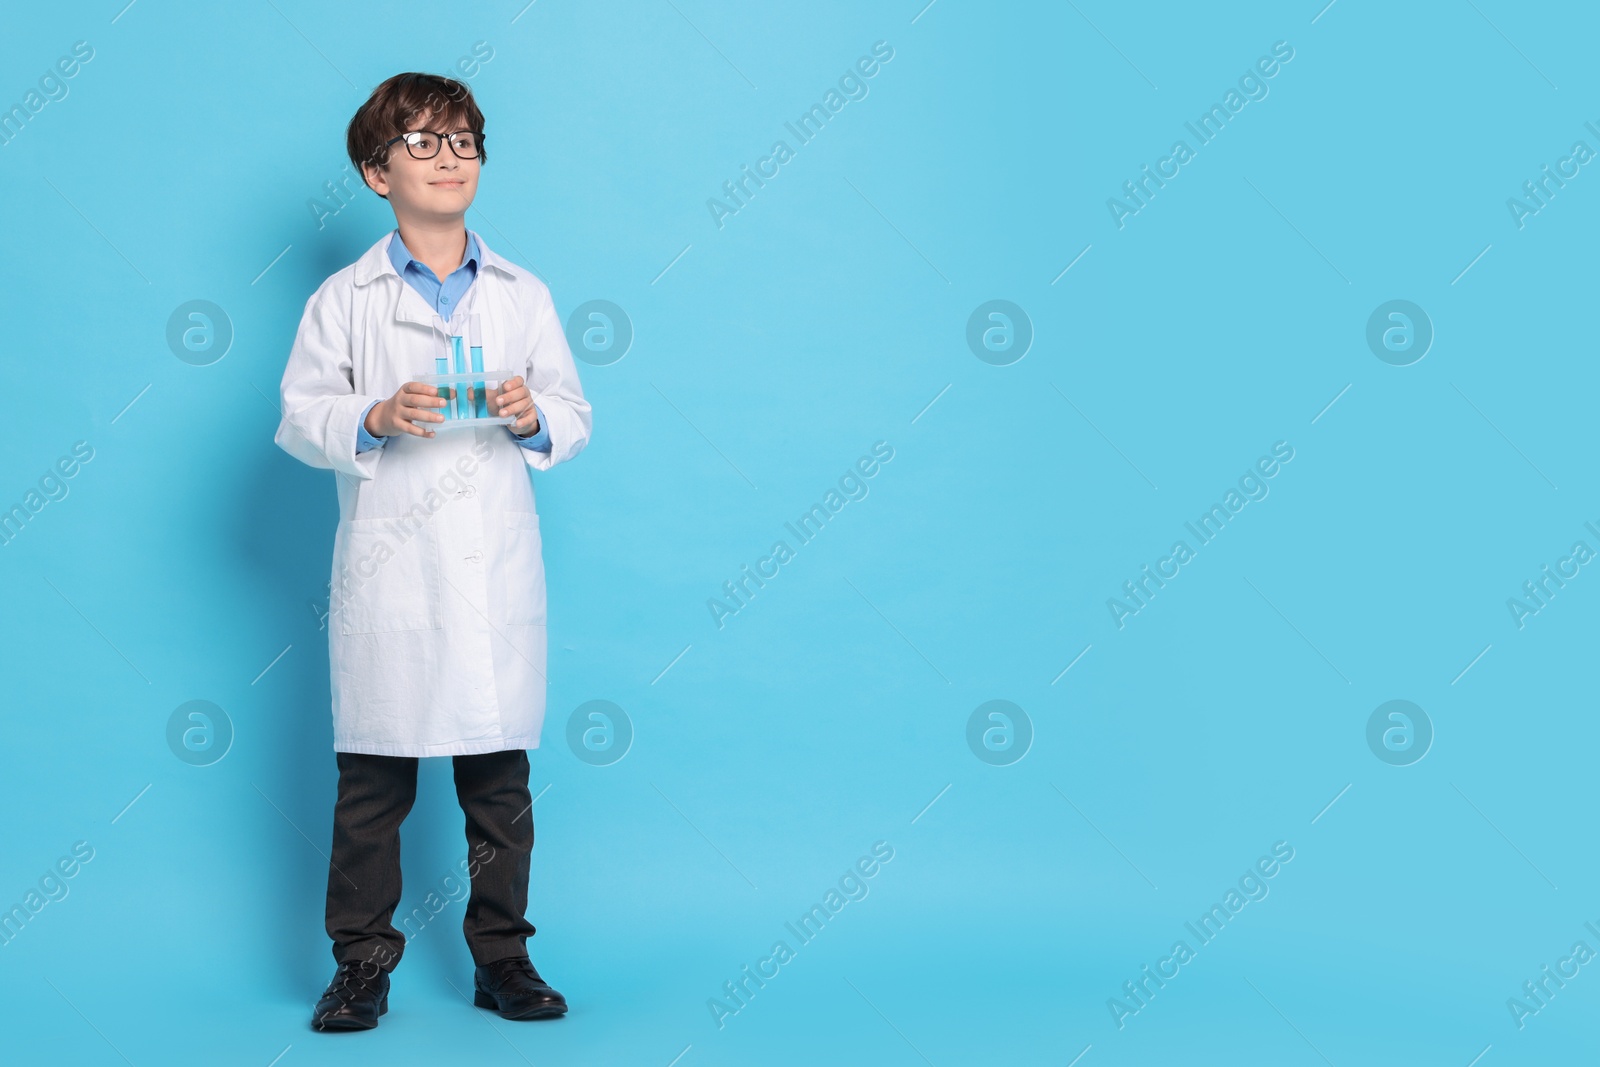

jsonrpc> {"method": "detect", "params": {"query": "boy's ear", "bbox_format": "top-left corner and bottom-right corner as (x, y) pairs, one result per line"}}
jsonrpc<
(360, 158), (389, 199)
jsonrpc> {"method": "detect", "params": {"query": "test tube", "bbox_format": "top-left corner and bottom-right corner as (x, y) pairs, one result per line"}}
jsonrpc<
(450, 335), (467, 419)
(470, 344), (487, 418)
(466, 313), (488, 419)
(434, 357), (451, 419)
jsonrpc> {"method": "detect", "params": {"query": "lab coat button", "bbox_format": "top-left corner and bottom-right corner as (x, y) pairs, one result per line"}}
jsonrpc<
(463, 485), (476, 497)
(466, 550), (483, 563)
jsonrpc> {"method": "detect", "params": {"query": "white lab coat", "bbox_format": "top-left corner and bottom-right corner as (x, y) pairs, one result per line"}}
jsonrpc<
(274, 229), (591, 756)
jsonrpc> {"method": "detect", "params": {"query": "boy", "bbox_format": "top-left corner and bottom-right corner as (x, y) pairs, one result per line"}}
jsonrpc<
(273, 72), (591, 1031)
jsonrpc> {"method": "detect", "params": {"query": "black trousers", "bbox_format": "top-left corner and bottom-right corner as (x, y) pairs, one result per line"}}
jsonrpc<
(325, 748), (537, 972)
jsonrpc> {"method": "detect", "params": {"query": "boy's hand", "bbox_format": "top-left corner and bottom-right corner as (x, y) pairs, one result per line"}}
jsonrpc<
(492, 376), (541, 437)
(367, 382), (447, 438)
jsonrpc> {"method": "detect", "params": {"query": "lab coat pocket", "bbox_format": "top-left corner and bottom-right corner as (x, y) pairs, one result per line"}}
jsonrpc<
(337, 517), (444, 635)
(501, 511), (547, 627)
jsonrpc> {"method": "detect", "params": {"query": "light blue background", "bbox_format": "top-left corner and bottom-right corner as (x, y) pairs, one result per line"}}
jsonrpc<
(1, 1), (1594, 1064)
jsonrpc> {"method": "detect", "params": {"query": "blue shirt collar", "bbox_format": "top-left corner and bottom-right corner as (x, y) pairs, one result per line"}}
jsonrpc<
(385, 229), (480, 282)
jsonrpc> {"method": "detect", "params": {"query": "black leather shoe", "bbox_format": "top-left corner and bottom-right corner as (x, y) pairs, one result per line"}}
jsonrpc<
(311, 958), (390, 1032)
(473, 956), (568, 1020)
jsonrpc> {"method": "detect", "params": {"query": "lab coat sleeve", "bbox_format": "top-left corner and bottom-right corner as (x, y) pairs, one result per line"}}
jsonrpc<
(274, 282), (387, 480)
(516, 284), (592, 472)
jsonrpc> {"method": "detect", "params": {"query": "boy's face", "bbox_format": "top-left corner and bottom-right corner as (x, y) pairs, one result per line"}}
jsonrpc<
(361, 110), (479, 221)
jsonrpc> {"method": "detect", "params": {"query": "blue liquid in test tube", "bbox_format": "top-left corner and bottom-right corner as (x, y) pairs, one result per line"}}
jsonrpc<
(470, 346), (487, 418)
(450, 335), (467, 419)
(434, 357), (451, 420)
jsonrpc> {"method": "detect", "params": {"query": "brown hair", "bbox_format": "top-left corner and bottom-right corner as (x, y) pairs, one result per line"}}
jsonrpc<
(347, 72), (487, 198)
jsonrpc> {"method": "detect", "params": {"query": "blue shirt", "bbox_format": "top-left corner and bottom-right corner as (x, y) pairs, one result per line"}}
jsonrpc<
(356, 229), (549, 453)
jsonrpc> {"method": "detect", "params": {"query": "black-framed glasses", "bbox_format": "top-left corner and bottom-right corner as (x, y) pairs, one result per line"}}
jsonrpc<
(383, 129), (483, 160)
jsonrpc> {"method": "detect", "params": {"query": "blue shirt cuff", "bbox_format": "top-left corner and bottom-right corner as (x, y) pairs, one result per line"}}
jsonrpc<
(355, 399), (385, 453)
(513, 403), (552, 452)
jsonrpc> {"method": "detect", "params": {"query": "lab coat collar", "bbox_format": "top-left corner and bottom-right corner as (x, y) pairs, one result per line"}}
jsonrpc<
(352, 227), (519, 326)
(385, 227), (481, 281)
(352, 227), (517, 284)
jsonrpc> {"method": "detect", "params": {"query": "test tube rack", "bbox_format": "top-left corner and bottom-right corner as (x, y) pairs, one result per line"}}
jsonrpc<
(410, 372), (516, 429)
